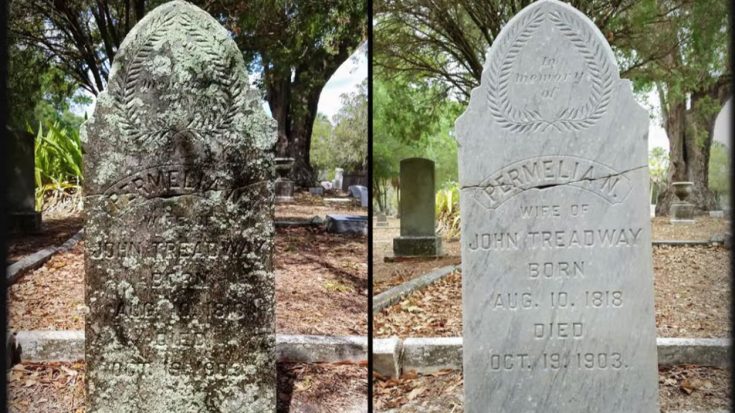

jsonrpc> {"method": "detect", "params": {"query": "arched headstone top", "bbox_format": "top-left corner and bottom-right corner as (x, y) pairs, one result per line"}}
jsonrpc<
(458, 0), (632, 141)
(401, 157), (435, 167)
(84, 1), (275, 190)
(82, 2), (276, 410)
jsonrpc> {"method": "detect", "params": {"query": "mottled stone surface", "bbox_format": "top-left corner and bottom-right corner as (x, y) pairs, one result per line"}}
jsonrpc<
(82, 2), (276, 412)
(455, 1), (658, 411)
(393, 158), (441, 256)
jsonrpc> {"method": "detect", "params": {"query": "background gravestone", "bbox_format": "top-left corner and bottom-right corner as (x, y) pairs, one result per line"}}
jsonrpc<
(83, 2), (276, 411)
(8, 129), (42, 233)
(393, 158), (441, 257)
(455, 1), (658, 411)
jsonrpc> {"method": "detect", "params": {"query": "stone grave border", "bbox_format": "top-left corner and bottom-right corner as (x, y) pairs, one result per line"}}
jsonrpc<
(274, 217), (325, 228)
(373, 336), (731, 378)
(6, 229), (85, 285)
(15, 331), (367, 364)
(373, 264), (458, 312)
(653, 240), (723, 246)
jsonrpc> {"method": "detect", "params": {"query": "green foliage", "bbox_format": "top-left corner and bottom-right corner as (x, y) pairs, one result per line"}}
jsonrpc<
(309, 80), (368, 178)
(648, 147), (669, 203)
(309, 114), (335, 178)
(373, 73), (463, 211)
(709, 142), (730, 207)
(435, 182), (461, 239)
(33, 122), (84, 211)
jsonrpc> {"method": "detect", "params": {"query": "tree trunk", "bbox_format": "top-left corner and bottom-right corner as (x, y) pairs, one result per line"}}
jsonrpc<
(656, 80), (729, 215)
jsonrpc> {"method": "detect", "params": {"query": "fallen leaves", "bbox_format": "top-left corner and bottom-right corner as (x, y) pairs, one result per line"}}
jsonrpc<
(374, 271), (462, 338)
(651, 216), (728, 241)
(659, 366), (730, 412)
(654, 245), (731, 338)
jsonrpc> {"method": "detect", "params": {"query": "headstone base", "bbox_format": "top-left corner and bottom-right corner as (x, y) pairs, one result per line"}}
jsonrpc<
(671, 202), (695, 224)
(10, 211), (42, 234)
(393, 236), (442, 257)
(326, 214), (368, 235)
(275, 179), (295, 203)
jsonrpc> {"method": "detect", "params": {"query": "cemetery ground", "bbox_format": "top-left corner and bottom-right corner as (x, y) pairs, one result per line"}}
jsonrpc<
(373, 215), (731, 411)
(7, 190), (368, 412)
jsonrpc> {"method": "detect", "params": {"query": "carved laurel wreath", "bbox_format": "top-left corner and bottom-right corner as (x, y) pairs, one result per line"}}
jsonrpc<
(486, 8), (614, 133)
(114, 9), (245, 143)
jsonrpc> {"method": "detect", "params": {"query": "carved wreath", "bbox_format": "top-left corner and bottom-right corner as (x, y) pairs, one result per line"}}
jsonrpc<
(114, 9), (245, 143)
(486, 8), (615, 133)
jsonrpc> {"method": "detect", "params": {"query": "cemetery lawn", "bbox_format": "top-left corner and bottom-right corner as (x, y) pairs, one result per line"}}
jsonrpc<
(8, 361), (367, 413)
(373, 366), (730, 412)
(374, 245), (729, 338)
(9, 225), (367, 337)
(7, 215), (83, 264)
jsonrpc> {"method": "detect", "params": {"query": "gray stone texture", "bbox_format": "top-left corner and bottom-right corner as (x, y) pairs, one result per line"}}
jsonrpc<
(393, 158), (441, 256)
(82, 2), (276, 412)
(276, 335), (367, 364)
(326, 214), (368, 235)
(671, 202), (696, 223)
(657, 338), (730, 369)
(455, 1), (658, 411)
(373, 337), (402, 378)
(402, 337), (463, 375)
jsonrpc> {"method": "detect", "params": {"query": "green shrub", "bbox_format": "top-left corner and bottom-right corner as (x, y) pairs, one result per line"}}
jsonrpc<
(33, 122), (83, 211)
(436, 182), (461, 239)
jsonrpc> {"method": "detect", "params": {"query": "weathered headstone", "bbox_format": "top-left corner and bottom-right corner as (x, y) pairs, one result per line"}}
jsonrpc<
(82, 2), (276, 411)
(326, 214), (368, 235)
(393, 158), (441, 256)
(309, 186), (324, 196)
(333, 167), (344, 192)
(455, 1), (658, 411)
(375, 213), (389, 227)
(275, 157), (295, 203)
(8, 129), (42, 233)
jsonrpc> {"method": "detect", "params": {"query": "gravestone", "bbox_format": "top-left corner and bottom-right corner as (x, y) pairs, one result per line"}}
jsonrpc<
(332, 167), (344, 192)
(393, 158), (441, 256)
(455, 1), (658, 412)
(274, 157), (295, 203)
(8, 129), (41, 233)
(375, 213), (388, 227)
(82, 2), (276, 411)
(326, 214), (368, 235)
(309, 186), (324, 196)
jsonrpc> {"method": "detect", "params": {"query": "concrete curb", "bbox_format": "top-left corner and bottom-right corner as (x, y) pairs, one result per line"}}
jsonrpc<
(7, 229), (84, 285)
(274, 219), (324, 228)
(652, 240), (720, 246)
(373, 336), (730, 378)
(373, 265), (458, 313)
(276, 334), (367, 363)
(16, 331), (368, 363)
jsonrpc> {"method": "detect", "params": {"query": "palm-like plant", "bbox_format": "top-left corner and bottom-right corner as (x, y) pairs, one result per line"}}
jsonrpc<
(33, 122), (83, 211)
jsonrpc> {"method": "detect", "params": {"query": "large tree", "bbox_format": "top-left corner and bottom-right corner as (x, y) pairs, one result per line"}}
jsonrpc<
(616, 0), (730, 213)
(11, 0), (366, 185)
(375, 0), (730, 213)
(216, 1), (366, 185)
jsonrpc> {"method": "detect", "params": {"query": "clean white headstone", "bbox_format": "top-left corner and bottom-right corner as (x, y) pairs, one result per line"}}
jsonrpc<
(455, 1), (658, 412)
